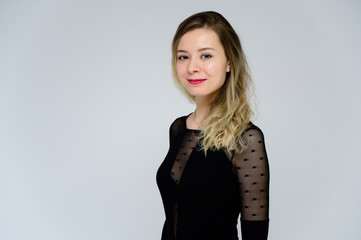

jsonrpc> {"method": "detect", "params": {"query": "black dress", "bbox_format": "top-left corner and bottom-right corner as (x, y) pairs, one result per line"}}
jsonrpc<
(156, 115), (270, 240)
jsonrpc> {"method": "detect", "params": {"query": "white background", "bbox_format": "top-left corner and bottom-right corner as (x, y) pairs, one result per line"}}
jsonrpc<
(1, 0), (360, 239)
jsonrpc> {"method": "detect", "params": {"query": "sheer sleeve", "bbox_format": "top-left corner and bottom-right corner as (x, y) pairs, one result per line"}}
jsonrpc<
(232, 125), (270, 239)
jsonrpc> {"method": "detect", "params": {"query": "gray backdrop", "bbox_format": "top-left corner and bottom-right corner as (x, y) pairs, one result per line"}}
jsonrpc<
(1, 0), (360, 239)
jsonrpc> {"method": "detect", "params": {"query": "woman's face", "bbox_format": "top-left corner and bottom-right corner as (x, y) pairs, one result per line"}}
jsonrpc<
(176, 28), (230, 100)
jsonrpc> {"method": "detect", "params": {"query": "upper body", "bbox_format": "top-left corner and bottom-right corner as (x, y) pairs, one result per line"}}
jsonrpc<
(156, 115), (269, 240)
(157, 11), (270, 239)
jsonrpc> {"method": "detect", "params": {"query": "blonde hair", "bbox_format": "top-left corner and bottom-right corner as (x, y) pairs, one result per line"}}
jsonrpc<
(171, 11), (254, 154)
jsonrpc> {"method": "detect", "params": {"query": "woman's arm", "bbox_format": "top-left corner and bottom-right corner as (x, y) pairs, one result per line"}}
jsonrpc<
(232, 125), (270, 239)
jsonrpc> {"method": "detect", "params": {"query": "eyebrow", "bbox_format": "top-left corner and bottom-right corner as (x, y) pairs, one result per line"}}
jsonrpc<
(177, 47), (215, 53)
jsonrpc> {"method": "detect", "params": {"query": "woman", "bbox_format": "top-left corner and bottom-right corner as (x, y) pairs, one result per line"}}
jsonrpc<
(156, 11), (270, 240)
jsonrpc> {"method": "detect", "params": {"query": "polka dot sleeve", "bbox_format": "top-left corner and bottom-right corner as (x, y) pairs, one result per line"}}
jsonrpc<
(232, 125), (270, 238)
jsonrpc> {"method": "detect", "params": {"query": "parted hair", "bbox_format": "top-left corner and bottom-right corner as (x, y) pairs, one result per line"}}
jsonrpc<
(171, 11), (254, 154)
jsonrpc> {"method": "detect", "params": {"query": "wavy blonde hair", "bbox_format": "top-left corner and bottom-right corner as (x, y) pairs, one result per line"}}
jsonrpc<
(171, 11), (254, 154)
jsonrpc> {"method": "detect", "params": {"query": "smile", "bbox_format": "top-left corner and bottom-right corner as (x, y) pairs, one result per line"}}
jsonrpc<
(188, 79), (206, 85)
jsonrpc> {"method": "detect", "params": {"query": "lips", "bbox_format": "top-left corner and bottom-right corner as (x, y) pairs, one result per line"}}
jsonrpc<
(188, 79), (206, 85)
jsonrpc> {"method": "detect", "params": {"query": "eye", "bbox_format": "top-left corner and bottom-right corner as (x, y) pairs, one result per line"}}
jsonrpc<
(177, 55), (188, 60)
(201, 54), (212, 59)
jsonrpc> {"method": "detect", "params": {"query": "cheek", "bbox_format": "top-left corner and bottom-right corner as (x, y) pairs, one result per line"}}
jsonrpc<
(204, 62), (226, 78)
(176, 64), (188, 87)
(203, 62), (216, 73)
(176, 63), (185, 77)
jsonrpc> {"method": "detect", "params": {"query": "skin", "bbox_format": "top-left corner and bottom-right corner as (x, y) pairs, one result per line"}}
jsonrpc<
(176, 28), (230, 129)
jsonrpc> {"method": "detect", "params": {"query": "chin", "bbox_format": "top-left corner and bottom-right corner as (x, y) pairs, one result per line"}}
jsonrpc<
(186, 89), (203, 96)
(189, 92), (210, 98)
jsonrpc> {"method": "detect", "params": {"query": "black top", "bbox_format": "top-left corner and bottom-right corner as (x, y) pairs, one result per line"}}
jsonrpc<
(156, 115), (270, 240)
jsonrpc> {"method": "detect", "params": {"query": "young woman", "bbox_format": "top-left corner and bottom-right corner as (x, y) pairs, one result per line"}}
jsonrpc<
(157, 11), (270, 240)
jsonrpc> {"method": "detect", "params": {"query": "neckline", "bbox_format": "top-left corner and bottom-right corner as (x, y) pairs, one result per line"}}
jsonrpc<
(185, 128), (201, 133)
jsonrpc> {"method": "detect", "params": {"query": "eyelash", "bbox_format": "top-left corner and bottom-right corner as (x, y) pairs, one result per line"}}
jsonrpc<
(201, 54), (212, 59)
(178, 55), (188, 60)
(177, 54), (213, 60)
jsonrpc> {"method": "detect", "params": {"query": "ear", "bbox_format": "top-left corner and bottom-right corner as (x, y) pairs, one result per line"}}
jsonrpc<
(226, 61), (231, 72)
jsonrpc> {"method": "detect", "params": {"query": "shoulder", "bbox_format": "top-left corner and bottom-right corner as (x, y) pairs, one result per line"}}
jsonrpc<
(170, 115), (187, 132)
(245, 122), (264, 135)
(242, 122), (266, 143)
(168, 114), (189, 141)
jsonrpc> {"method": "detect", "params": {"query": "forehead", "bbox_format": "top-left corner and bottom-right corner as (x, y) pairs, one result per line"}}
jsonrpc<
(177, 28), (222, 50)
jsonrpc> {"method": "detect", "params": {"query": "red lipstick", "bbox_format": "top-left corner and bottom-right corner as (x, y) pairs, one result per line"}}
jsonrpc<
(188, 79), (206, 85)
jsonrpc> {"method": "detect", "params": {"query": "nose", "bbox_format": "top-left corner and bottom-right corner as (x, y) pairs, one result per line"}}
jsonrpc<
(187, 58), (200, 73)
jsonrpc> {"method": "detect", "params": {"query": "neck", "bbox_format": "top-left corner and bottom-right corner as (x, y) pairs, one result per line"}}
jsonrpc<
(193, 95), (214, 125)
